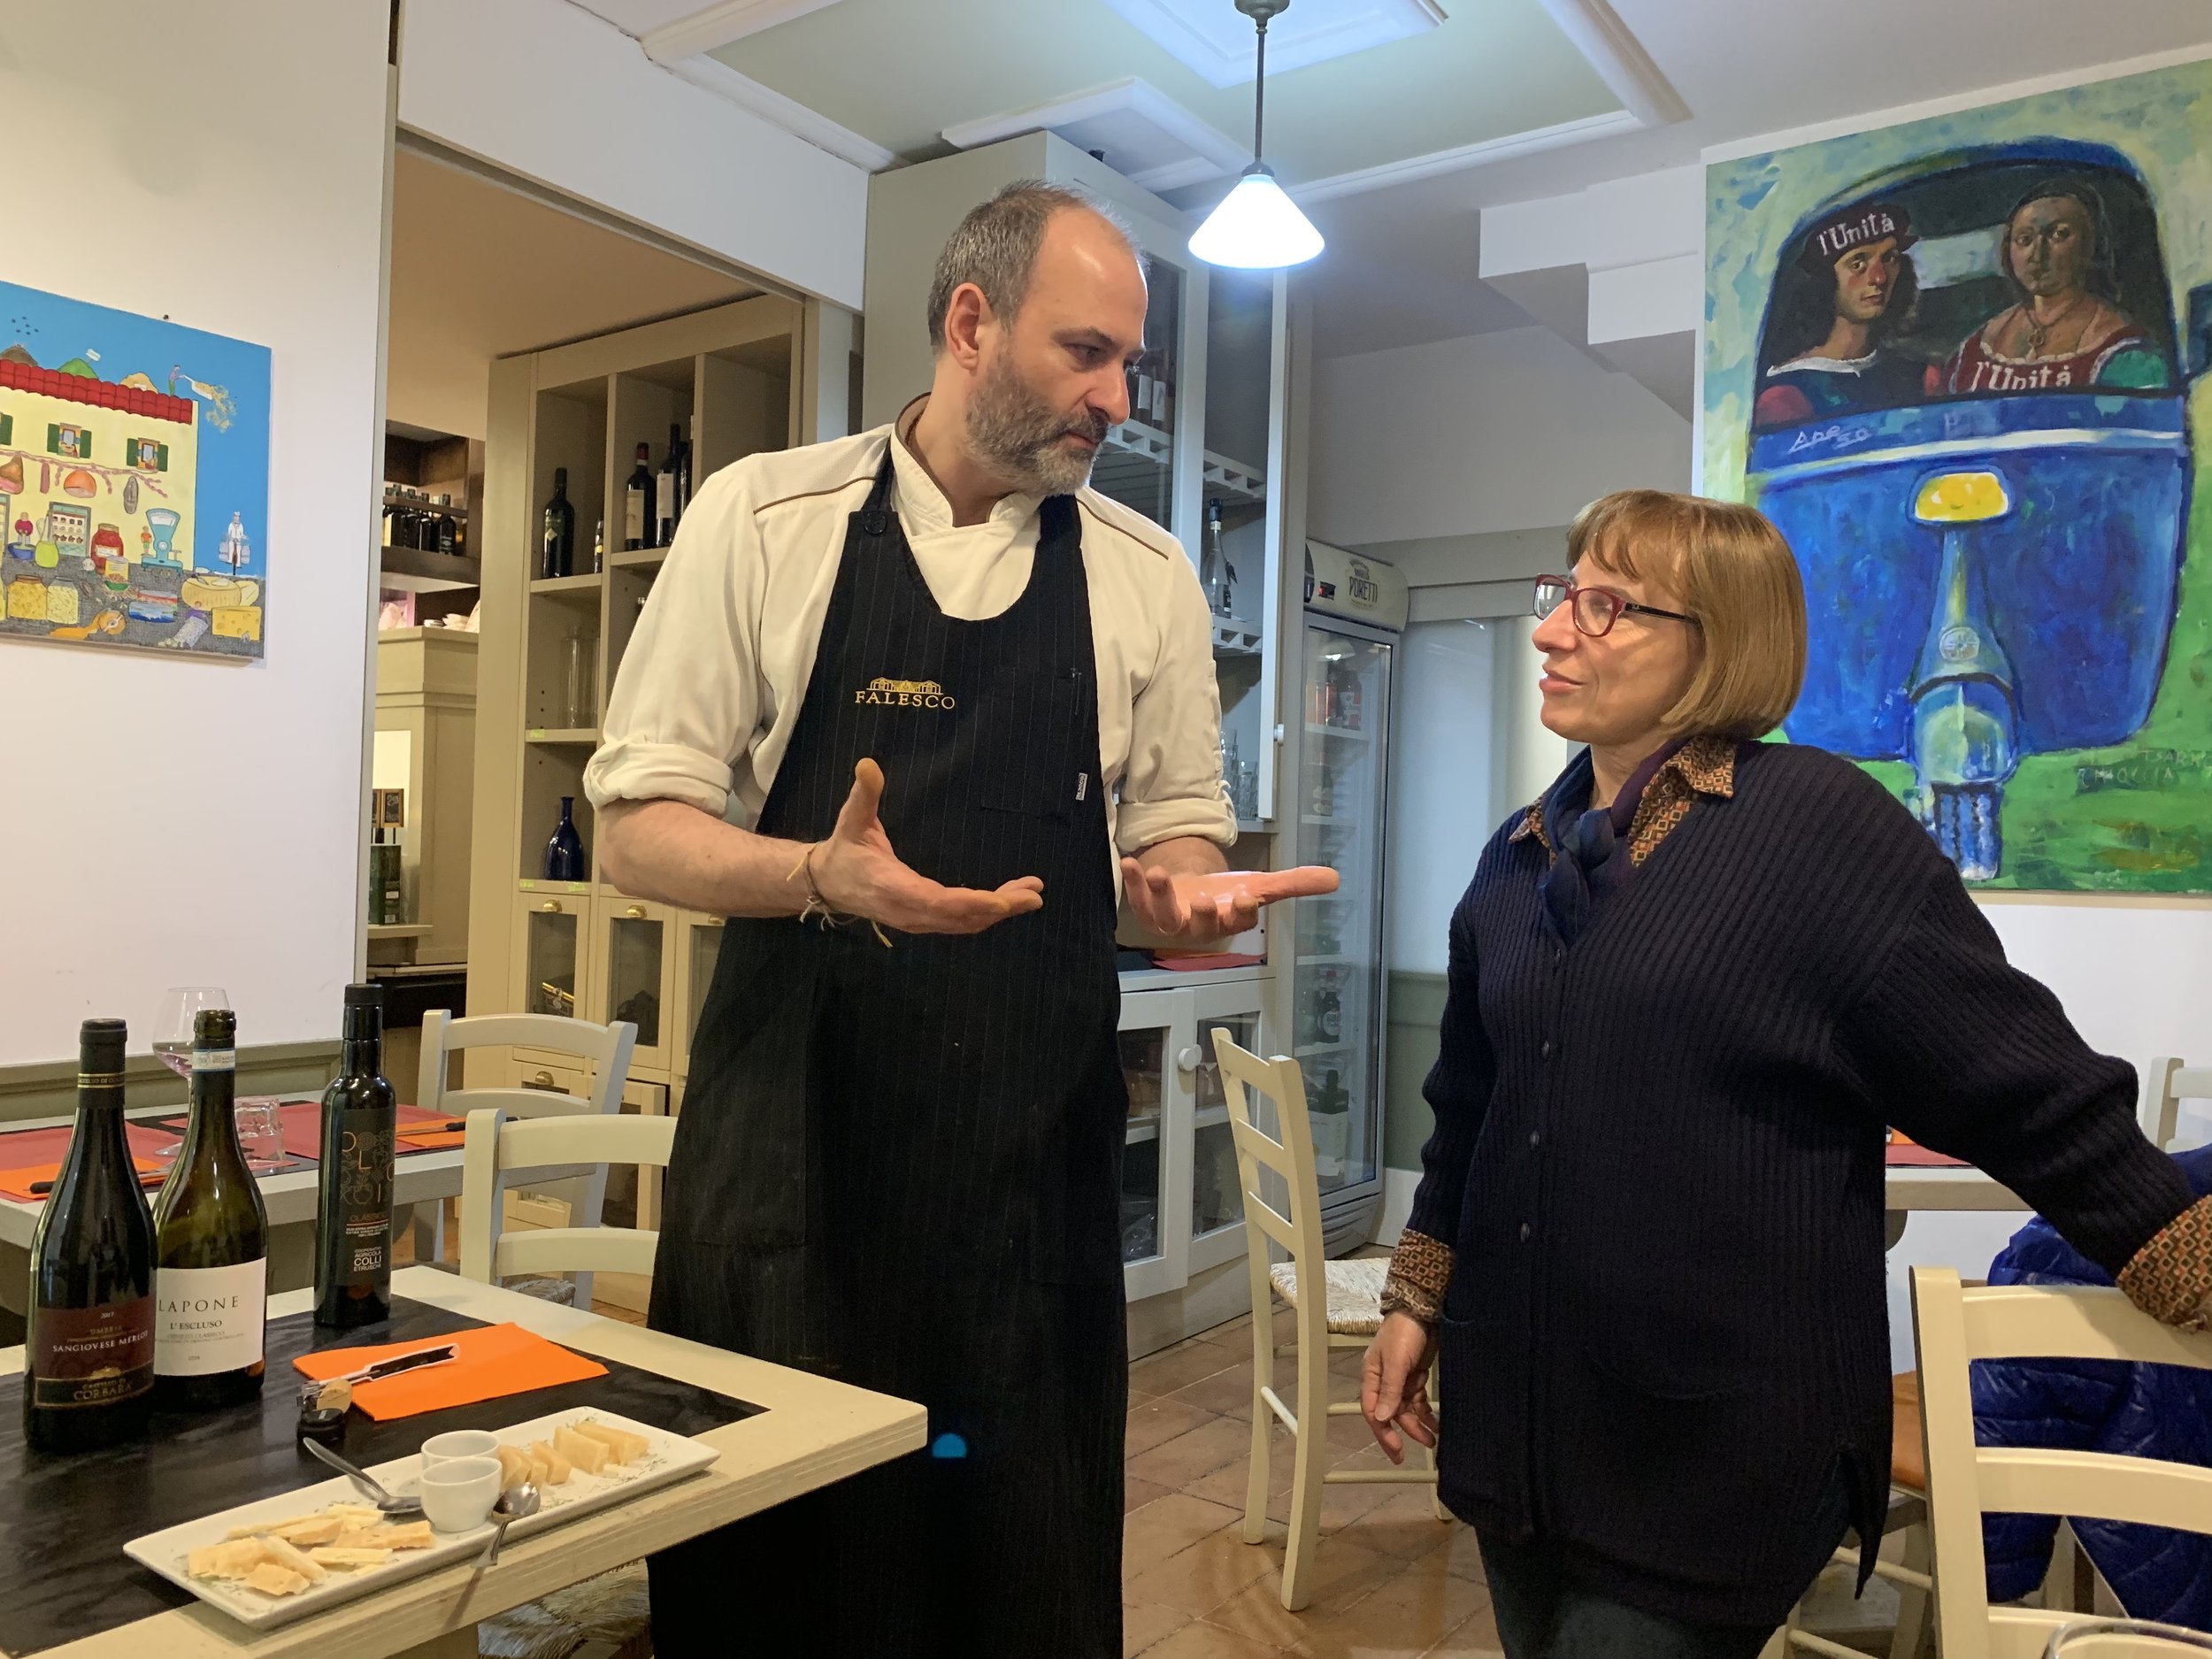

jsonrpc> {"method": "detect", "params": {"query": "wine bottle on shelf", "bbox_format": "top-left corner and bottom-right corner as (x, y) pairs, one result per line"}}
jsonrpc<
(434, 495), (457, 557)
(313, 986), (396, 1330)
(24, 1019), (155, 1452)
(1202, 500), (1234, 618)
(545, 795), (587, 880)
(675, 422), (694, 518)
(541, 468), (575, 580)
(152, 1008), (269, 1410)
(657, 423), (683, 547)
(624, 442), (652, 551)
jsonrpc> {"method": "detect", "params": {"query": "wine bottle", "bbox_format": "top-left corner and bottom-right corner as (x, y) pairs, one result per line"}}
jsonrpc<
(656, 423), (682, 547)
(545, 795), (586, 881)
(1202, 499), (1233, 618)
(675, 424), (693, 520)
(624, 442), (651, 551)
(313, 986), (396, 1329)
(541, 467), (575, 580)
(434, 495), (457, 557)
(152, 1008), (269, 1409)
(25, 1019), (155, 1452)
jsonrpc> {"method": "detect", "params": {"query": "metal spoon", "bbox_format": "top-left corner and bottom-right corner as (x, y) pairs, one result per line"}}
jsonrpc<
(302, 1437), (426, 1517)
(478, 1481), (541, 1566)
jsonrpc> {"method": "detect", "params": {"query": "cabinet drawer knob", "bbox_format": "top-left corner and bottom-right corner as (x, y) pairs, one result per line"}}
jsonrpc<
(624, 905), (646, 919)
(529, 1070), (557, 1088)
(1175, 1045), (1203, 1073)
(539, 901), (562, 914)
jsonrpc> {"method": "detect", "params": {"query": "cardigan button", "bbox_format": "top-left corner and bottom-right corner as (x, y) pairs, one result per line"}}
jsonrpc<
(1529, 1129), (1541, 1149)
(1540, 1039), (1555, 1060)
(1519, 1222), (1532, 1243)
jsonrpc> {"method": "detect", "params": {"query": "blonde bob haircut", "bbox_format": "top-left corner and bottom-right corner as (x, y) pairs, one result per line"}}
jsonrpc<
(1566, 489), (1808, 741)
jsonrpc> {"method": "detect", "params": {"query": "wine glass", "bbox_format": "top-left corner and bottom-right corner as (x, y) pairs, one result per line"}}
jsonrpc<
(153, 987), (231, 1079)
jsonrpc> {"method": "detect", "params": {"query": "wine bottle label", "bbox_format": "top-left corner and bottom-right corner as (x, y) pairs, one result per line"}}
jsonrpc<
(155, 1260), (267, 1376)
(624, 488), (646, 544)
(340, 1124), (394, 1278)
(29, 1296), (155, 1409)
(657, 472), (679, 526)
(191, 1049), (236, 1073)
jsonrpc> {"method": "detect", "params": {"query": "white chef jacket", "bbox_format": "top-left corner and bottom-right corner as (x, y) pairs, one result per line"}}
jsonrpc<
(584, 413), (1236, 862)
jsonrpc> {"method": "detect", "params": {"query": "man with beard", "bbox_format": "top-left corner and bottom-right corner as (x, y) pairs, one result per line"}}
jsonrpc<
(1753, 201), (1928, 429)
(586, 182), (1325, 1657)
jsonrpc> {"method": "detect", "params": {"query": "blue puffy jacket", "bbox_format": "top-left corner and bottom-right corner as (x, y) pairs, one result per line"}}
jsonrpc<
(1973, 1147), (2212, 1630)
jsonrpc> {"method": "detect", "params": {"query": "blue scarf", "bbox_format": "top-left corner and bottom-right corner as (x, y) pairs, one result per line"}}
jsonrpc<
(1536, 741), (1686, 946)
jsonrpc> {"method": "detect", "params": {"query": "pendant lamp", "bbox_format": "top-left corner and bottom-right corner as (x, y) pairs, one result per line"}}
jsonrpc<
(1188, 0), (1325, 269)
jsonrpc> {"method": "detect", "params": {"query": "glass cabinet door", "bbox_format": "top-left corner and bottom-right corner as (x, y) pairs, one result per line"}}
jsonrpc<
(518, 895), (588, 1019)
(677, 914), (724, 1075)
(1191, 1010), (1262, 1252)
(1090, 253), (1187, 534)
(602, 901), (670, 1068)
(1119, 988), (1194, 1301)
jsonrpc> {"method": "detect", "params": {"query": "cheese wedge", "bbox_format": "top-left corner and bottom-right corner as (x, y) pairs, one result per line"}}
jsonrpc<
(526, 1440), (572, 1485)
(332, 1526), (387, 1550)
(378, 1521), (435, 1550)
(189, 1539), (272, 1580)
(257, 1534), (328, 1584)
(309, 1547), (394, 1570)
(552, 1424), (611, 1474)
(570, 1421), (648, 1464)
(244, 1563), (311, 1598)
(329, 1503), (382, 1525)
(495, 1444), (535, 1489)
(265, 1515), (345, 1547)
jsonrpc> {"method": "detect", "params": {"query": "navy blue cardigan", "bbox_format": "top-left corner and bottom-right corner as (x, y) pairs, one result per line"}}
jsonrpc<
(1409, 740), (2194, 1627)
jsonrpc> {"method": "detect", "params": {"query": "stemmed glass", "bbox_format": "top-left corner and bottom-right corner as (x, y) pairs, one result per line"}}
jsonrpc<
(153, 987), (230, 1079)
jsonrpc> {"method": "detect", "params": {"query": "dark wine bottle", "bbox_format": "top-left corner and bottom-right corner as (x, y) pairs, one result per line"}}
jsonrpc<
(675, 423), (693, 521)
(624, 442), (651, 551)
(24, 1019), (155, 1452)
(152, 1008), (269, 1409)
(313, 985), (396, 1329)
(656, 423), (682, 548)
(541, 467), (575, 580)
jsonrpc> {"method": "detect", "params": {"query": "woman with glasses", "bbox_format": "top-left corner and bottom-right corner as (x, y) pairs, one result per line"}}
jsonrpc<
(1360, 488), (2210, 1659)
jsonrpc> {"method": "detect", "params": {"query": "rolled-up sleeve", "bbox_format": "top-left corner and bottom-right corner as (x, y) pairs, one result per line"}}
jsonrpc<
(584, 468), (761, 818)
(1116, 549), (1236, 854)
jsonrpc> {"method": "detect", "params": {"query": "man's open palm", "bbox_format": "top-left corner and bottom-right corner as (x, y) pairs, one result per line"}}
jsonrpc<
(813, 759), (1044, 934)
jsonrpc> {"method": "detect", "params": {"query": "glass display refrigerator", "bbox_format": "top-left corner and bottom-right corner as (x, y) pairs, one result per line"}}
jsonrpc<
(1293, 541), (1409, 1246)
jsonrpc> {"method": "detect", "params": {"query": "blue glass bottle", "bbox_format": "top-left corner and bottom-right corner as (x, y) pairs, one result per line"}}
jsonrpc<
(544, 796), (586, 881)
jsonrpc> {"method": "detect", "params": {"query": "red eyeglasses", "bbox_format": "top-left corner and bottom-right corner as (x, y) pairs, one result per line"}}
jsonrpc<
(1533, 574), (1701, 638)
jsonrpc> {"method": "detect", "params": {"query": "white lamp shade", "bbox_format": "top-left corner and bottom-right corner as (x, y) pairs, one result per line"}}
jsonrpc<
(1187, 168), (1324, 269)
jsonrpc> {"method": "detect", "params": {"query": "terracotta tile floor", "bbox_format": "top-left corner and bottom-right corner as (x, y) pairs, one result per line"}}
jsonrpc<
(1121, 1310), (1498, 1659)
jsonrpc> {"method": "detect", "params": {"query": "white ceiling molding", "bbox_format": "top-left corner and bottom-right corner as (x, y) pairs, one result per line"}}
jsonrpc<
(1095, 0), (1447, 88)
(1291, 109), (1642, 204)
(1532, 0), (1689, 127)
(637, 0), (849, 61)
(943, 78), (1248, 193)
(655, 49), (895, 171)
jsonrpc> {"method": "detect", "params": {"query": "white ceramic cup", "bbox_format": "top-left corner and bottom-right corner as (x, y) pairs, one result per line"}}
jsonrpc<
(419, 1455), (503, 1533)
(419, 1430), (501, 1469)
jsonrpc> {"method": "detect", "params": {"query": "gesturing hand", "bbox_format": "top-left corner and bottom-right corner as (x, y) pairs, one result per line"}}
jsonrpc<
(1118, 863), (1340, 944)
(1361, 1311), (1440, 1464)
(809, 760), (1045, 934)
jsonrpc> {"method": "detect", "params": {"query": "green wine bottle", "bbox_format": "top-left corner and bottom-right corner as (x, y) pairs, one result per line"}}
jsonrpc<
(314, 984), (396, 1328)
(25, 1019), (155, 1452)
(152, 1009), (270, 1409)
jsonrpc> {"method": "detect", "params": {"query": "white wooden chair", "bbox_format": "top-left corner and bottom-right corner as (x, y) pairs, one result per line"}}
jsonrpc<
(458, 1107), (675, 1292)
(1213, 1030), (1448, 1613)
(2042, 1621), (2212, 1656)
(2138, 1057), (2210, 1152)
(420, 1010), (637, 1304)
(1911, 1267), (2212, 1659)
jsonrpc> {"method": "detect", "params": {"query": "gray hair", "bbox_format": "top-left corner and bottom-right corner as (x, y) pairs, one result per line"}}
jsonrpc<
(925, 180), (1139, 352)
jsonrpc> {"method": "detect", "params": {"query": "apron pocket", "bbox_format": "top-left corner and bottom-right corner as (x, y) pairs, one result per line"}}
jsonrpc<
(979, 678), (1083, 821)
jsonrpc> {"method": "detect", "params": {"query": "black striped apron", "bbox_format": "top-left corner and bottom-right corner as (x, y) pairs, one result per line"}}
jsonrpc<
(646, 454), (1128, 1657)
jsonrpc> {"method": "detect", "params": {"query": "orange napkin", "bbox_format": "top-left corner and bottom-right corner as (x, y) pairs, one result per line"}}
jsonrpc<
(395, 1126), (468, 1149)
(0, 1157), (165, 1202)
(292, 1322), (608, 1420)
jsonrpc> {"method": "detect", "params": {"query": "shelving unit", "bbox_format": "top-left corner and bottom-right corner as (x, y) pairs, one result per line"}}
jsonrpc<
(465, 293), (817, 1105)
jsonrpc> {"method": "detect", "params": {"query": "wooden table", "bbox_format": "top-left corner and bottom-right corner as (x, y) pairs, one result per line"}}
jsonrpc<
(0, 1266), (927, 1659)
(1884, 1164), (2025, 1247)
(0, 1106), (463, 1319)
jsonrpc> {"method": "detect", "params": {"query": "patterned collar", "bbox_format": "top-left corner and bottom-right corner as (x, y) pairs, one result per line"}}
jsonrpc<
(1511, 733), (1741, 865)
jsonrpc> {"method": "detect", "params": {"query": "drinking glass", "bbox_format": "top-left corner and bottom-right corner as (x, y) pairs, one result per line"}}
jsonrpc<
(153, 987), (230, 1079)
(235, 1099), (286, 1169)
(564, 634), (596, 730)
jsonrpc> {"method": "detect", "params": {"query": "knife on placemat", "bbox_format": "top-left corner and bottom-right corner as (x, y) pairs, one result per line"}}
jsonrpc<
(336, 1343), (460, 1387)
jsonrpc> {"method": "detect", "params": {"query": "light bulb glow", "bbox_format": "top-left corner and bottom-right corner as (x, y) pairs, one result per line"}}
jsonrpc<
(1187, 167), (1324, 269)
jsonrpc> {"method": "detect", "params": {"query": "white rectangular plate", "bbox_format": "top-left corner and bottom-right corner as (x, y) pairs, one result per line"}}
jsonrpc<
(124, 1406), (718, 1629)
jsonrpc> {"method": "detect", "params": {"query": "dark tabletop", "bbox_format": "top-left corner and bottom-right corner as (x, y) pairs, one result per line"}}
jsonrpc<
(0, 1295), (761, 1655)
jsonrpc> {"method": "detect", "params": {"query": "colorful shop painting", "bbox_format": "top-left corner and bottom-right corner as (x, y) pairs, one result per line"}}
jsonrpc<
(0, 281), (269, 660)
(1703, 57), (2212, 892)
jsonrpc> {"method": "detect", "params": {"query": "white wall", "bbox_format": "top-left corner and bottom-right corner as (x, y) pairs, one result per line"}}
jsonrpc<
(0, 4), (391, 1065)
(1308, 326), (1693, 548)
(399, 0), (868, 309)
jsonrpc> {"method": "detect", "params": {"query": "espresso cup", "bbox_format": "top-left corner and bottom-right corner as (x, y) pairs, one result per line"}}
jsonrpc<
(419, 1429), (501, 1469)
(419, 1455), (503, 1533)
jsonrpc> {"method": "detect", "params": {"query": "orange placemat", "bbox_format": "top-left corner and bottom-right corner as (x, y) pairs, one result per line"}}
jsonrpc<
(292, 1321), (608, 1420)
(0, 1156), (166, 1203)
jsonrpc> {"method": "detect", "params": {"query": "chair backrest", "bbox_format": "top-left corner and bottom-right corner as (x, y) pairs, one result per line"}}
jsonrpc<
(1912, 1267), (2212, 1659)
(2139, 1056), (2212, 1152)
(418, 1010), (638, 1124)
(457, 1107), (677, 1287)
(1212, 1031), (1329, 1343)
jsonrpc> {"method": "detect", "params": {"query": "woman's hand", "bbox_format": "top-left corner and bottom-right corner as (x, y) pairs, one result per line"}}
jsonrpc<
(1360, 1310), (1440, 1464)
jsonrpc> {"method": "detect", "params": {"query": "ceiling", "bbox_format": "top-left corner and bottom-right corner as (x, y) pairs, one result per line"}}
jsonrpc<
(386, 146), (755, 439)
(706, 0), (1616, 195)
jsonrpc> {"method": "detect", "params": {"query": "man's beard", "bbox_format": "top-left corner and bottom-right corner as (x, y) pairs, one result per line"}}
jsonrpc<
(965, 351), (1110, 495)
